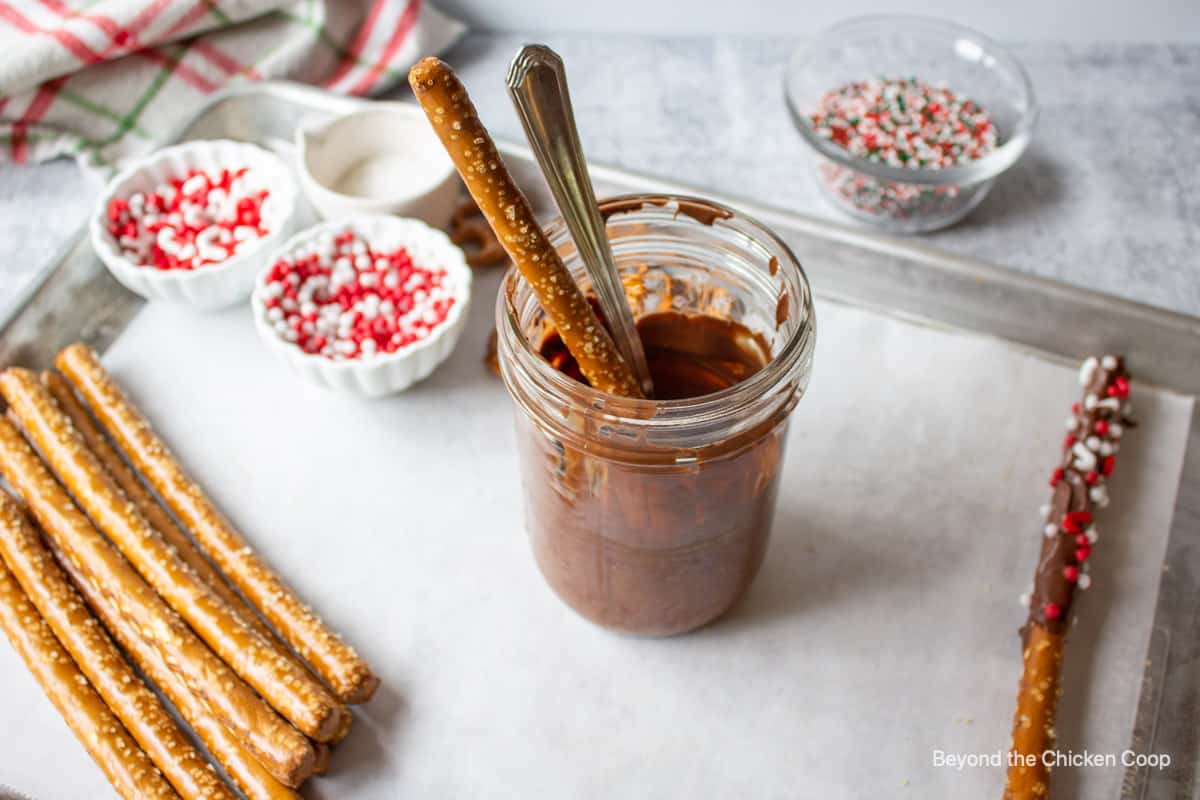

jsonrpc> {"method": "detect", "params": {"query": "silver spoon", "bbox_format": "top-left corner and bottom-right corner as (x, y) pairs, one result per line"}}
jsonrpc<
(506, 44), (655, 398)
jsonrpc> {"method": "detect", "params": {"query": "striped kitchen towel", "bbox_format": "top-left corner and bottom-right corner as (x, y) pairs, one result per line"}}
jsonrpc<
(0, 0), (464, 170)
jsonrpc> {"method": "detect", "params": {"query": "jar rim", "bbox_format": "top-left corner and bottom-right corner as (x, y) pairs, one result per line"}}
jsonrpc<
(497, 193), (816, 429)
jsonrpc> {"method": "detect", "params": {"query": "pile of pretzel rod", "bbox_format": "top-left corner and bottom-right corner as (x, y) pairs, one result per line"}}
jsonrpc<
(0, 343), (377, 799)
(1003, 355), (1134, 800)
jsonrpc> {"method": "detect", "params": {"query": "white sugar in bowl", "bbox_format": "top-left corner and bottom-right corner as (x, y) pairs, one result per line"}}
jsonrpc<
(295, 103), (459, 229)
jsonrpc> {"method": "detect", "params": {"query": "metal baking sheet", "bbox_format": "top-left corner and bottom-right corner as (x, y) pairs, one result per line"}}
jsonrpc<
(1, 82), (1197, 800)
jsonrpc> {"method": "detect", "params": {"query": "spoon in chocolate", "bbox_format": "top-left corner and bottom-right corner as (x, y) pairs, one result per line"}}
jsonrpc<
(409, 58), (643, 398)
(506, 44), (655, 398)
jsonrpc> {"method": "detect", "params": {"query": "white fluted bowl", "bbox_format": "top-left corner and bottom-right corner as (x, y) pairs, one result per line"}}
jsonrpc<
(251, 215), (472, 398)
(91, 140), (297, 311)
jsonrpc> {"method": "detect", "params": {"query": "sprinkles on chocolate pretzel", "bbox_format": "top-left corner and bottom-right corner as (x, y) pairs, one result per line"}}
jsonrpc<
(1004, 355), (1135, 800)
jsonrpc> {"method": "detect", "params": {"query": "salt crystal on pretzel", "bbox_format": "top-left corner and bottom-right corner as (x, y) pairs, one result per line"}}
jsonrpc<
(0, 546), (178, 800)
(55, 343), (378, 705)
(0, 416), (315, 787)
(408, 57), (643, 398)
(0, 367), (346, 743)
(0, 491), (233, 800)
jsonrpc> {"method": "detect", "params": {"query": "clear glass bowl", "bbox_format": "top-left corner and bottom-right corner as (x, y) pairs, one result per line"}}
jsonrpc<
(785, 15), (1037, 233)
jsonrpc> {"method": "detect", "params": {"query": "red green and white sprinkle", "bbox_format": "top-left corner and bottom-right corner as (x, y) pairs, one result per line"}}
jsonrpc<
(816, 166), (966, 220)
(807, 77), (1000, 222)
(810, 77), (998, 170)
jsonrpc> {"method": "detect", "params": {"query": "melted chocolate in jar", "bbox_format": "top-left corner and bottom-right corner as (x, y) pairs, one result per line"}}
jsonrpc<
(523, 308), (785, 636)
(538, 310), (770, 399)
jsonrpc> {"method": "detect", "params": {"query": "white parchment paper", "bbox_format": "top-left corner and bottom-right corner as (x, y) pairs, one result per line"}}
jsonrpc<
(0, 272), (1192, 799)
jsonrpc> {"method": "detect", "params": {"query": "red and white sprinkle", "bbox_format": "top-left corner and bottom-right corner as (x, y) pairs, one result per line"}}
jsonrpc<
(107, 167), (272, 271)
(261, 228), (457, 361)
(1030, 356), (1134, 611)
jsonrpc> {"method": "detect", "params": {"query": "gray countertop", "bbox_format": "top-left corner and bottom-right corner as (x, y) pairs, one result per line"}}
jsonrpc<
(2, 33), (1198, 318)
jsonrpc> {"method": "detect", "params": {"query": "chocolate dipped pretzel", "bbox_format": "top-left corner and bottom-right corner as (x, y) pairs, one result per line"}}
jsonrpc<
(50, 537), (301, 800)
(0, 491), (232, 800)
(0, 416), (315, 786)
(408, 57), (643, 398)
(0, 548), (178, 799)
(1004, 355), (1135, 800)
(54, 343), (378, 705)
(0, 367), (346, 743)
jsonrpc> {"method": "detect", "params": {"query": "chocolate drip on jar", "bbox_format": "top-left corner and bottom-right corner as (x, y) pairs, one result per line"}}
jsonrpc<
(598, 195), (734, 227)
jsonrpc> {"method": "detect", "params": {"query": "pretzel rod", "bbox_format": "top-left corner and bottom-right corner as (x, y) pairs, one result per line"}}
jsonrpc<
(43, 374), (355, 757)
(44, 371), (354, 753)
(311, 742), (331, 776)
(0, 550), (178, 799)
(0, 491), (233, 800)
(43, 372), (281, 647)
(48, 536), (301, 800)
(408, 57), (643, 398)
(332, 705), (353, 745)
(0, 416), (315, 787)
(55, 343), (378, 704)
(15, 370), (346, 742)
(1004, 355), (1134, 800)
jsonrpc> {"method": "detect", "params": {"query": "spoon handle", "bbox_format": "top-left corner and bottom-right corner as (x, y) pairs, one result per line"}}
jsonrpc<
(506, 44), (655, 398)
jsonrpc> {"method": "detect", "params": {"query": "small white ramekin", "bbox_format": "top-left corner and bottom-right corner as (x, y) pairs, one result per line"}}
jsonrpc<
(251, 215), (472, 398)
(90, 140), (298, 311)
(295, 103), (460, 229)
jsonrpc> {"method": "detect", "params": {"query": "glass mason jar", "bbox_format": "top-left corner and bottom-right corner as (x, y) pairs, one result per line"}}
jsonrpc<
(496, 194), (816, 636)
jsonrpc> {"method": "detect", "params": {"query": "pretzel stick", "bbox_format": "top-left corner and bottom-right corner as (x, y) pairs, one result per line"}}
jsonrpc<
(0, 550), (178, 799)
(43, 371), (281, 646)
(1004, 355), (1134, 800)
(49, 535), (302, 800)
(311, 742), (331, 776)
(0, 416), (315, 786)
(332, 705), (353, 744)
(0, 491), (233, 800)
(1, 367), (346, 743)
(37, 371), (352, 743)
(408, 57), (643, 398)
(55, 343), (378, 704)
